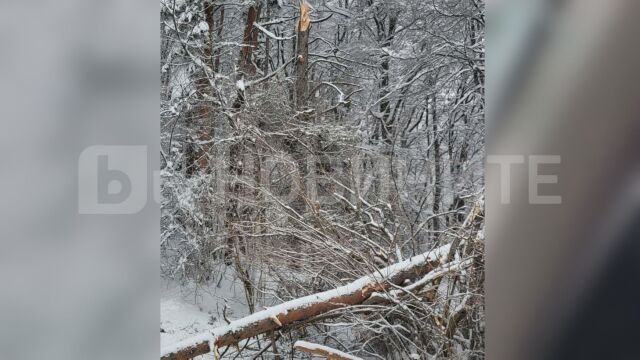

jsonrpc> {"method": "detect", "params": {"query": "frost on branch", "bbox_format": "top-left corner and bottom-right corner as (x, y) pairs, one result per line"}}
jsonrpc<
(161, 244), (456, 359)
(161, 0), (485, 357)
(294, 340), (363, 360)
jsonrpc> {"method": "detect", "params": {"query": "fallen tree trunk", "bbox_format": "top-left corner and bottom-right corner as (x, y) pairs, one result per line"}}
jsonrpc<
(160, 244), (450, 360)
(294, 340), (363, 360)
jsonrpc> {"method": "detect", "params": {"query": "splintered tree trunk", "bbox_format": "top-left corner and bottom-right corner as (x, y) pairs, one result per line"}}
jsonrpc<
(287, 0), (313, 219)
(294, 0), (311, 108)
(160, 245), (450, 360)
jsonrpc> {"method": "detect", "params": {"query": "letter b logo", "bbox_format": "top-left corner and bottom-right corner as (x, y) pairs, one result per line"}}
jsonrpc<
(78, 146), (148, 214)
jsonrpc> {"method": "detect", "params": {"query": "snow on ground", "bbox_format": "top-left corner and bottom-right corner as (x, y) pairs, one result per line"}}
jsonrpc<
(162, 246), (451, 358)
(161, 291), (212, 344)
(161, 269), (253, 358)
(161, 296), (214, 358)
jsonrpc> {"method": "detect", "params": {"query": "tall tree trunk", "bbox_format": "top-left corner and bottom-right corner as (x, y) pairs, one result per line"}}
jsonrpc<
(294, 0), (311, 108)
(375, 12), (397, 145)
(225, 2), (262, 312)
(431, 93), (442, 243)
(238, 5), (260, 78)
(286, 0), (314, 241)
(213, 6), (224, 73)
(195, 0), (216, 172)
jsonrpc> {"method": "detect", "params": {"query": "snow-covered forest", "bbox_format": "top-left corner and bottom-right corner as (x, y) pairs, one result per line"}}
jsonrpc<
(161, 0), (484, 358)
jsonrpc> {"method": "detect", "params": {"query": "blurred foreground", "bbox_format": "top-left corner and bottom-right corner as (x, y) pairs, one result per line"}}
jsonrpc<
(487, 0), (640, 359)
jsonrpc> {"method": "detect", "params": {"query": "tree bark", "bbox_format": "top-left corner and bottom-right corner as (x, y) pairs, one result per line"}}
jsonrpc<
(294, 0), (311, 108)
(431, 93), (442, 242)
(225, 2), (262, 308)
(378, 15), (397, 145)
(161, 340), (211, 360)
(195, 0), (217, 172)
(239, 5), (260, 77)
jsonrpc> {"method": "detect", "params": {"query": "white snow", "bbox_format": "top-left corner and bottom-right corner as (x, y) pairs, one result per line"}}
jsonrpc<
(160, 332), (215, 358)
(253, 22), (294, 41)
(160, 275), (253, 358)
(161, 244), (450, 356)
(235, 79), (245, 91)
(394, 258), (473, 295)
(160, 295), (217, 358)
(294, 340), (363, 360)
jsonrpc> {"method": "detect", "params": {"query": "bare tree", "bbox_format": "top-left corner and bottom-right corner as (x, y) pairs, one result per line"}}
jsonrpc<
(161, 0), (485, 358)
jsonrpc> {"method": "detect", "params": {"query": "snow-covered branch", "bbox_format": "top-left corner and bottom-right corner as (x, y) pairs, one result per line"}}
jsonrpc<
(294, 340), (363, 360)
(160, 244), (451, 360)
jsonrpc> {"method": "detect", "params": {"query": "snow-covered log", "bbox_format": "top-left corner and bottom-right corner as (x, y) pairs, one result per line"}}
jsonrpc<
(160, 244), (450, 360)
(294, 340), (363, 360)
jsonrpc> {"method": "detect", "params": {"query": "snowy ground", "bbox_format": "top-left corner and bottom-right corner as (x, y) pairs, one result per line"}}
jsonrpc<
(161, 296), (213, 358)
(161, 249), (451, 359)
(161, 273), (253, 359)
